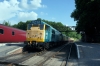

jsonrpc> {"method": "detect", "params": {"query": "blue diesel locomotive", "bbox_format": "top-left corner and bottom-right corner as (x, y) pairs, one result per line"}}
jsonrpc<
(24, 20), (68, 50)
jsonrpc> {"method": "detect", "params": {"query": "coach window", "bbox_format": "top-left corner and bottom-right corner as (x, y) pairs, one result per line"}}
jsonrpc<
(0, 29), (4, 34)
(52, 30), (55, 38)
(12, 31), (15, 35)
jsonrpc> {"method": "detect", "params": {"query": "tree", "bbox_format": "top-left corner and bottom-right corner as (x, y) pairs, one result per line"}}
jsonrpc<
(12, 24), (18, 28)
(37, 18), (41, 20)
(71, 0), (100, 42)
(41, 18), (81, 39)
(71, 0), (100, 32)
(12, 20), (31, 30)
(2, 20), (11, 26)
(11, 18), (81, 39)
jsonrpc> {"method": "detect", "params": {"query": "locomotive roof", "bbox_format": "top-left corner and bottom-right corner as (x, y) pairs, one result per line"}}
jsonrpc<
(30, 20), (61, 34)
(43, 21), (61, 34)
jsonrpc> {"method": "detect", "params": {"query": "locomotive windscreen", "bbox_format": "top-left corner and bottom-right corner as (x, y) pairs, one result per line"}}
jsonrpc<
(27, 20), (44, 30)
(27, 24), (32, 30)
(30, 20), (41, 25)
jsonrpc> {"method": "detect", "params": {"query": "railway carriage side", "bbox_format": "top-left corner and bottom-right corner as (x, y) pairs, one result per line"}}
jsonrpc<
(44, 23), (63, 47)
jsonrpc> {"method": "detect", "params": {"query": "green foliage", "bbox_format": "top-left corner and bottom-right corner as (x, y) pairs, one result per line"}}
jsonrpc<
(71, 0), (100, 36)
(42, 19), (71, 32)
(66, 32), (81, 40)
(37, 18), (42, 20)
(12, 20), (31, 30)
(2, 18), (81, 39)
(41, 19), (81, 39)
(2, 20), (11, 26)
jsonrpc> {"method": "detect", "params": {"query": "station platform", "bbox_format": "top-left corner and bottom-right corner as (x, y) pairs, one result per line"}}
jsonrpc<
(70, 42), (100, 66)
(0, 43), (24, 57)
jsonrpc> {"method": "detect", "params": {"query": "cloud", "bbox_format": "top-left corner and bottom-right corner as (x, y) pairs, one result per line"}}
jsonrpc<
(0, 0), (21, 21)
(42, 5), (47, 8)
(19, 0), (46, 10)
(19, 0), (28, 9)
(40, 12), (48, 15)
(30, 0), (42, 8)
(0, 0), (47, 24)
(18, 11), (38, 21)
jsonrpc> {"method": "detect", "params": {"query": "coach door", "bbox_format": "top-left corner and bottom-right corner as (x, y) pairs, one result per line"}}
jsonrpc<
(51, 30), (55, 41)
(45, 25), (50, 42)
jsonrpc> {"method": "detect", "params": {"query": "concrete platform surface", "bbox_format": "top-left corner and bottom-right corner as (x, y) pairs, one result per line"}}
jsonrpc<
(76, 42), (100, 66)
(0, 43), (24, 57)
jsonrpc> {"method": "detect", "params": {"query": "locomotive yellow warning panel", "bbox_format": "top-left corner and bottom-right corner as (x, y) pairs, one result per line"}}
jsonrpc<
(26, 24), (45, 42)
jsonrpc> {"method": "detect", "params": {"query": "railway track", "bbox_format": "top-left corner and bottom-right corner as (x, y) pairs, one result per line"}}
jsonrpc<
(0, 43), (73, 66)
(20, 43), (73, 66)
(0, 49), (47, 66)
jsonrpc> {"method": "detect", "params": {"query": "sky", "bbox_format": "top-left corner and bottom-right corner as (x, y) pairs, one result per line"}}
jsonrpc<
(0, 0), (76, 26)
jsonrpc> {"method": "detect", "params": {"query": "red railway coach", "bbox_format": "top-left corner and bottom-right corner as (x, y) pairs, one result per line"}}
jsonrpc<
(0, 24), (26, 43)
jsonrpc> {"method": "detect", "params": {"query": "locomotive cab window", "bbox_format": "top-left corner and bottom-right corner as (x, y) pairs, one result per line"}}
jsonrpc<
(27, 24), (32, 30)
(40, 24), (44, 30)
(27, 24), (44, 30)
(12, 31), (15, 35)
(0, 29), (4, 34)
